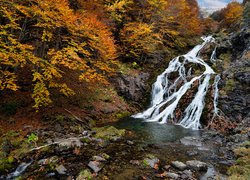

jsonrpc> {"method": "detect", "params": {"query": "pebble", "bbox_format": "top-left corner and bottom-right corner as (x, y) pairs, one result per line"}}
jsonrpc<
(126, 140), (134, 145)
(93, 156), (106, 162)
(55, 165), (67, 175)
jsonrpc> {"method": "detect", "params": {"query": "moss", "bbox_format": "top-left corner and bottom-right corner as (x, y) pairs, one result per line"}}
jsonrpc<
(225, 79), (236, 92)
(0, 130), (33, 173)
(143, 159), (149, 167)
(55, 115), (66, 121)
(115, 111), (132, 119)
(228, 144), (250, 180)
(93, 126), (125, 140)
(219, 53), (231, 69)
(76, 169), (93, 180)
(81, 137), (91, 143)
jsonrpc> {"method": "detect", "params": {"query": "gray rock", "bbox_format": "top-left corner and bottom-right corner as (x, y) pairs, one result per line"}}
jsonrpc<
(186, 160), (208, 171)
(58, 138), (83, 148)
(88, 161), (104, 173)
(143, 158), (159, 168)
(126, 140), (134, 145)
(166, 172), (179, 179)
(182, 170), (193, 179)
(113, 72), (150, 102)
(92, 156), (106, 162)
(55, 165), (67, 175)
(186, 150), (198, 157)
(171, 161), (187, 171)
(180, 136), (202, 147)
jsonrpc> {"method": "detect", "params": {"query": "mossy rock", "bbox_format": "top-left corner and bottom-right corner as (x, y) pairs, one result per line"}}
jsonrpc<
(115, 111), (132, 119)
(224, 79), (236, 92)
(93, 126), (125, 140)
(0, 155), (15, 173)
(76, 169), (93, 180)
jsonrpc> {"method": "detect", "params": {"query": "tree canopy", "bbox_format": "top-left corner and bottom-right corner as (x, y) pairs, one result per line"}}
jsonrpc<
(1, 0), (243, 109)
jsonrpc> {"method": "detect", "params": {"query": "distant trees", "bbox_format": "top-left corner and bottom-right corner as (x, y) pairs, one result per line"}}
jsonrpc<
(211, 1), (244, 31)
(117, 0), (203, 62)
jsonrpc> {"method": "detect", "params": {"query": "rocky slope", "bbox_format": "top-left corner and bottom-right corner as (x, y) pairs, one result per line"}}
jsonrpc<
(217, 27), (250, 123)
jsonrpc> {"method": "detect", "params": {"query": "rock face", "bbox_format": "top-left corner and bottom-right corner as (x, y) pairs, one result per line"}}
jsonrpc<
(113, 72), (150, 102)
(217, 28), (250, 122)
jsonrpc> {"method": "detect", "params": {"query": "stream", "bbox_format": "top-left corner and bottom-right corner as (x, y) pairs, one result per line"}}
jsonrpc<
(110, 117), (230, 178)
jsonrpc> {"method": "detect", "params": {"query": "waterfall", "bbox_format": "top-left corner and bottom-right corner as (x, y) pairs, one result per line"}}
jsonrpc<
(132, 36), (220, 130)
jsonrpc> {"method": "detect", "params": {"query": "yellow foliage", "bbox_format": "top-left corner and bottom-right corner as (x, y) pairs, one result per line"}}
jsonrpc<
(0, 0), (117, 109)
(223, 2), (243, 28)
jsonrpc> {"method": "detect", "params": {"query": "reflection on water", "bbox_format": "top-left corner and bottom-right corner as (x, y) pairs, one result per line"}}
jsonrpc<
(112, 117), (201, 144)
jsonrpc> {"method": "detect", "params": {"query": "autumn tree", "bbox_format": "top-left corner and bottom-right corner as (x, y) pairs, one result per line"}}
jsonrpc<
(212, 1), (243, 31)
(222, 1), (243, 29)
(0, 0), (117, 109)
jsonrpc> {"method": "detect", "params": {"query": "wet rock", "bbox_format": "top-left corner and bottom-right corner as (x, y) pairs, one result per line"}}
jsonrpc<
(92, 156), (106, 162)
(182, 170), (193, 179)
(200, 167), (227, 180)
(88, 161), (104, 173)
(58, 138), (83, 148)
(55, 165), (67, 175)
(46, 172), (56, 177)
(171, 161), (187, 171)
(228, 134), (248, 143)
(76, 169), (93, 180)
(126, 140), (134, 145)
(180, 136), (202, 147)
(186, 150), (198, 157)
(143, 155), (159, 169)
(7, 161), (33, 179)
(186, 160), (208, 171)
(164, 165), (171, 170)
(93, 126), (125, 141)
(166, 172), (179, 179)
(113, 72), (150, 102)
(82, 131), (88, 136)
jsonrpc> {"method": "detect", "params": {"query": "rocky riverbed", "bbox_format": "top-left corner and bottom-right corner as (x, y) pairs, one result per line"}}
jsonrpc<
(0, 116), (249, 180)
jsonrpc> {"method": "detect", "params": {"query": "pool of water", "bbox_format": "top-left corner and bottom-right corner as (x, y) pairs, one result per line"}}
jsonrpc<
(112, 117), (201, 144)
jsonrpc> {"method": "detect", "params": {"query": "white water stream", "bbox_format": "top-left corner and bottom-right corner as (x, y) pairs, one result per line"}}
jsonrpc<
(133, 36), (220, 130)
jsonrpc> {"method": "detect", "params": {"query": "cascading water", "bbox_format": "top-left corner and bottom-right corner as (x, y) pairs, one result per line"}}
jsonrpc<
(132, 36), (220, 130)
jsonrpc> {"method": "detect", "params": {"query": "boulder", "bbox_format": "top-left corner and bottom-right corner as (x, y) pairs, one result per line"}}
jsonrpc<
(186, 160), (208, 171)
(113, 72), (150, 102)
(55, 165), (67, 175)
(166, 172), (179, 179)
(88, 161), (104, 173)
(171, 161), (187, 171)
